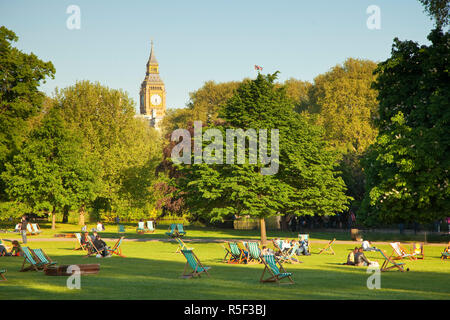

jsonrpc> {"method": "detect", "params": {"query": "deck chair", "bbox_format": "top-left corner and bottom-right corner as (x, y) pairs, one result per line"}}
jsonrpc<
(84, 236), (102, 257)
(20, 247), (46, 272)
(26, 223), (35, 235)
(227, 242), (248, 264)
(440, 245), (450, 260)
(0, 269), (6, 281)
(180, 249), (210, 278)
(166, 224), (178, 238)
(377, 249), (406, 272)
(74, 233), (88, 251)
(271, 239), (284, 253)
(177, 224), (186, 237)
(31, 223), (42, 234)
(411, 242), (424, 259)
(146, 221), (155, 233)
(279, 243), (301, 264)
(260, 254), (294, 285)
(175, 237), (193, 253)
(136, 221), (147, 233)
(32, 248), (58, 267)
(390, 242), (415, 260)
(107, 237), (125, 257)
(246, 241), (262, 263)
(298, 234), (311, 254)
(118, 225), (125, 233)
(318, 238), (336, 255)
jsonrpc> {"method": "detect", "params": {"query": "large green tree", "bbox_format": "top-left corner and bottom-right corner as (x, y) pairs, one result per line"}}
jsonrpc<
(360, 28), (449, 225)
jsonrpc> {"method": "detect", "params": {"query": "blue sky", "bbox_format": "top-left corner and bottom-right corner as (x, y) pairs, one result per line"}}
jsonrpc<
(0, 0), (434, 112)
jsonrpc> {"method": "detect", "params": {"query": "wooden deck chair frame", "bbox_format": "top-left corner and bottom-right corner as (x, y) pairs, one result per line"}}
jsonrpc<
(146, 221), (155, 233)
(389, 242), (416, 261)
(32, 248), (58, 267)
(246, 241), (262, 263)
(411, 242), (424, 259)
(318, 238), (336, 255)
(377, 249), (406, 272)
(20, 247), (46, 272)
(0, 269), (6, 281)
(175, 237), (193, 253)
(74, 233), (88, 251)
(26, 223), (35, 236)
(181, 249), (210, 278)
(279, 243), (301, 264)
(260, 254), (294, 285)
(227, 242), (247, 264)
(84, 236), (102, 257)
(108, 237), (125, 257)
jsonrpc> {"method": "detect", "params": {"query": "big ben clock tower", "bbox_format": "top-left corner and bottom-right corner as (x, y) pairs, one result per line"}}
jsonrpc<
(139, 40), (166, 128)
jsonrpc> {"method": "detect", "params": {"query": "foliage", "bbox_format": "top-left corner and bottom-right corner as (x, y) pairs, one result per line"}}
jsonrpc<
(418, 0), (450, 27)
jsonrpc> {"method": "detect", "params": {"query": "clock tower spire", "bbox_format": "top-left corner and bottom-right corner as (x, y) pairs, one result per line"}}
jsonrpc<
(139, 40), (166, 129)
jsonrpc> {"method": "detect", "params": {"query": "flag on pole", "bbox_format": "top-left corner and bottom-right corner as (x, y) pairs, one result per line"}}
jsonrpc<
(254, 65), (263, 71)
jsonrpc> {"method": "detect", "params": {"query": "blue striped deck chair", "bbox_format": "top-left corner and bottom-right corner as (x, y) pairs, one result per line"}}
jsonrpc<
(20, 247), (46, 272)
(107, 236), (125, 257)
(279, 243), (301, 264)
(118, 225), (125, 233)
(181, 249), (210, 278)
(377, 249), (406, 272)
(175, 237), (193, 253)
(147, 221), (155, 233)
(32, 248), (58, 267)
(136, 221), (147, 233)
(177, 224), (186, 237)
(0, 269), (6, 281)
(166, 224), (178, 238)
(246, 241), (262, 263)
(227, 242), (247, 264)
(260, 254), (294, 285)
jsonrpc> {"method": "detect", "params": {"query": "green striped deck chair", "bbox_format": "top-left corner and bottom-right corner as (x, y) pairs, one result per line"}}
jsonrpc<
(272, 239), (284, 253)
(377, 249), (406, 272)
(181, 249), (210, 278)
(74, 233), (88, 251)
(246, 241), (262, 263)
(118, 225), (125, 233)
(227, 242), (247, 264)
(260, 254), (294, 285)
(20, 247), (46, 272)
(107, 236), (125, 257)
(136, 221), (147, 233)
(177, 224), (186, 237)
(147, 221), (155, 233)
(175, 237), (193, 253)
(279, 243), (301, 264)
(318, 238), (336, 255)
(32, 248), (58, 267)
(0, 269), (6, 281)
(166, 224), (178, 238)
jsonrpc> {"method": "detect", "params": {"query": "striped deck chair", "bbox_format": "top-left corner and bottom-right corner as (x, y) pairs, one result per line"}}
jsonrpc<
(136, 221), (147, 233)
(31, 223), (42, 234)
(228, 242), (247, 264)
(20, 247), (46, 272)
(377, 249), (406, 272)
(84, 236), (102, 257)
(411, 242), (424, 259)
(440, 244), (450, 260)
(246, 241), (262, 263)
(26, 223), (35, 235)
(177, 224), (186, 237)
(107, 237), (125, 257)
(166, 224), (178, 238)
(390, 242), (415, 261)
(318, 238), (336, 255)
(175, 237), (193, 253)
(181, 249), (210, 278)
(260, 254), (294, 285)
(0, 269), (6, 281)
(118, 225), (125, 233)
(279, 243), (301, 264)
(74, 233), (88, 251)
(147, 221), (155, 233)
(32, 249), (58, 267)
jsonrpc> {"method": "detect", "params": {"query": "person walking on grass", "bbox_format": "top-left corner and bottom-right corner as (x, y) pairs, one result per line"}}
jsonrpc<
(20, 216), (28, 244)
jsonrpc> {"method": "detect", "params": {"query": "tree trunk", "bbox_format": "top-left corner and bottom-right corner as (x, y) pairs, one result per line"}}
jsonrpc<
(79, 204), (86, 226)
(62, 205), (69, 223)
(260, 217), (267, 245)
(51, 207), (56, 230)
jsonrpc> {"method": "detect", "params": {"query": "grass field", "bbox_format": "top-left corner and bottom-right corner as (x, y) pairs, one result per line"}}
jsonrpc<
(0, 223), (449, 300)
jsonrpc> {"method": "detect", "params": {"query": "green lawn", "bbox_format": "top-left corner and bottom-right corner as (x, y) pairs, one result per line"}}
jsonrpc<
(1, 224), (449, 300)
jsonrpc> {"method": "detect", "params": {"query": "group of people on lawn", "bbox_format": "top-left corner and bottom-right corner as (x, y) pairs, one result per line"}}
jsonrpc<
(260, 238), (311, 257)
(344, 240), (378, 267)
(79, 231), (111, 258)
(0, 240), (22, 257)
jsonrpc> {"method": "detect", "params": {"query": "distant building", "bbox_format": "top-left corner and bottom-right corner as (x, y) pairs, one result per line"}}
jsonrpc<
(138, 40), (166, 129)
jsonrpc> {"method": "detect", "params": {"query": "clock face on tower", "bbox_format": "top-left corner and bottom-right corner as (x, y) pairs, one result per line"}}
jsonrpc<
(150, 94), (162, 106)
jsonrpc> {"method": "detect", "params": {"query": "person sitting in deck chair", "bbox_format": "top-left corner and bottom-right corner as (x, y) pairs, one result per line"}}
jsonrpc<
(93, 235), (111, 258)
(296, 239), (311, 256)
(9, 241), (21, 256)
(261, 246), (274, 255)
